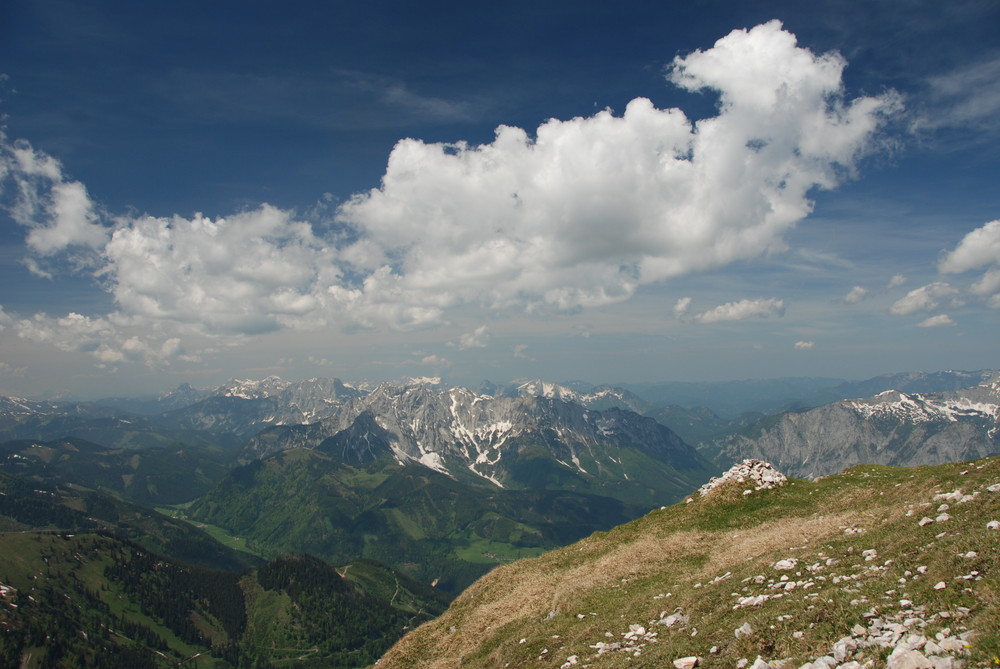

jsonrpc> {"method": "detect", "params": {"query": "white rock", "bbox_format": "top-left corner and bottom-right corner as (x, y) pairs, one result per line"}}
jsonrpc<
(886, 647), (933, 669)
(774, 559), (798, 570)
(833, 636), (857, 662)
(933, 581), (946, 590)
(936, 638), (965, 653)
(987, 520), (1000, 530)
(750, 657), (773, 669)
(673, 656), (700, 669)
(735, 622), (754, 638)
(918, 517), (934, 526)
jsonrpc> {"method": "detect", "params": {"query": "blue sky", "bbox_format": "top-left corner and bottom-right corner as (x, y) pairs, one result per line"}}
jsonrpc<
(1, 0), (998, 399)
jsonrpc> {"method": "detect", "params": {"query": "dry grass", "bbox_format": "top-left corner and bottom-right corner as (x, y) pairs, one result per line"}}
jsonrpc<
(375, 458), (1000, 669)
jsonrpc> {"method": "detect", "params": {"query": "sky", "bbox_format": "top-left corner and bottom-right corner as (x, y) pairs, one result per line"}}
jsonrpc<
(0, 0), (999, 399)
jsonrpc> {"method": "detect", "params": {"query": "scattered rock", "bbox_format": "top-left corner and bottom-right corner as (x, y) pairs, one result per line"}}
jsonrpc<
(735, 622), (754, 638)
(673, 656), (700, 669)
(698, 460), (787, 496)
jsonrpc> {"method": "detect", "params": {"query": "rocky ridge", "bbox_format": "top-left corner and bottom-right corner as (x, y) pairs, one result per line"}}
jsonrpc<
(707, 379), (1000, 479)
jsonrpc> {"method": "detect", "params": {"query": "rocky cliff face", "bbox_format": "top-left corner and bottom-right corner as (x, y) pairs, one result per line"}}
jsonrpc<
(708, 378), (1000, 478)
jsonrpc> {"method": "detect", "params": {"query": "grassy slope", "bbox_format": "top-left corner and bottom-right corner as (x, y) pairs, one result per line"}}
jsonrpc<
(375, 457), (1000, 668)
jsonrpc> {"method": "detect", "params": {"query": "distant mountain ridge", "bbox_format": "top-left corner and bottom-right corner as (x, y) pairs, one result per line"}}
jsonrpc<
(705, 375), (1000, 478)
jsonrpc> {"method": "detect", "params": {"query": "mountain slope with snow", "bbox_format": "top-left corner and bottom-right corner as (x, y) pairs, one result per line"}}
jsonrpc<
(707, 378), (1000, 478)
(241, 381), (713, 507)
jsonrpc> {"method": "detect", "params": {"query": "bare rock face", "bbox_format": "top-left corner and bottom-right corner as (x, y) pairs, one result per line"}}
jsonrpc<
(706, 378), (1000, 479)
(697, 460), (787, 497)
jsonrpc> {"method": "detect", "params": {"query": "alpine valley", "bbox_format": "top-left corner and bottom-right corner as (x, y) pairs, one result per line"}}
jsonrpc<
(0, 369), (998, 667)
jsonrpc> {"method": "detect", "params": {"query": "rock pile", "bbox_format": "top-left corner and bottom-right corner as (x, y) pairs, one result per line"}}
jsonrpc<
(697, 460), (788, 497)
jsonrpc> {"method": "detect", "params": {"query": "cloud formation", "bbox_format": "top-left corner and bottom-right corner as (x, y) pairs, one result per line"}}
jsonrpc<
(917, 314), (955, 328)
(0, 21), (901, 367)
(843, 285), (869, 303)
(0, 134), (108, 258)
(453, 325), (491, 350)
(694, 298), (785, 324)
(889, 282), (958, 316)
(939, 219), (1000, 308)
(336, 20), (898, 319)
(673, 297), (692, 318)
(794, 340), (815, 350)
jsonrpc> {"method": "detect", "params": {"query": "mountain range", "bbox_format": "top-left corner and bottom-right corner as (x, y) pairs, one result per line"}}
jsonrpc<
(704, 376), (1000, 479)
(1, 368), (999, 666)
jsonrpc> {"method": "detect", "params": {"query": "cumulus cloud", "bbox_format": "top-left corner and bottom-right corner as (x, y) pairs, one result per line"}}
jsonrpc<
(0, 134), (108, 256)
(453, 325), (491, 350)
(336, 20), (898, 316)
(13, 312), (188, 367)
(512, 344), (532, 360)
(794, 340), (815, 350)
(694, 298), (785, 323)
(971, 268), (1000, 298)
(939, 219), (1000, 308)
(917, 314), (955, 328)
(889, 282), (958, 316)
(887, 274), (907, 289)
(673, 296), (692, 318)
(102, 206), (340, 335)
(939, 219), (1000, 274)
(0, 305), (10, 330)
(843, 285), (869, 303)
(0, 21), (900, 367)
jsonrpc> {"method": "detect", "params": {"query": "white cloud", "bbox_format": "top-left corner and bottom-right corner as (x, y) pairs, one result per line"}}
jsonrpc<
(512, 344), (532, 360)
(889, 282), (958, 316)
(0, 21), (901, 367)
(971, 268), (1000, 296)
(887, 274), (907, 289)
(0, 305), (10, 331)
(418, 354), (451, 367)
(13, 312), (187, 368)
(843, 285), (869, 303)
(939, 219), (1000, 274)
(794, 340), (815, 350)
(336, 20), (898, 318)
(102, 206), (340, 336)
(917, 314), (955, 328)
(694, 298), (785, 323)
(673, 296), (692, 318)
(938, 219), (1000, 308)
(1, 135), (108, 255)
(453, 325), (491, 350)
